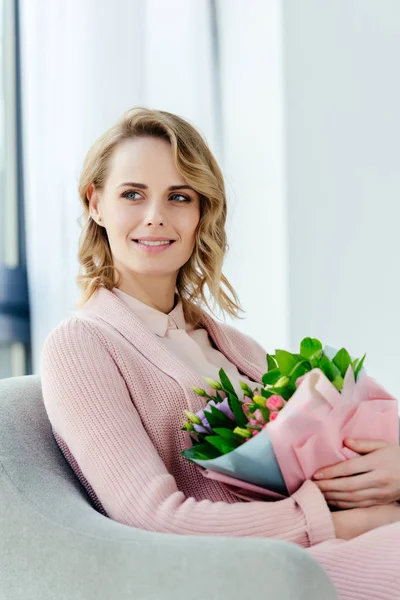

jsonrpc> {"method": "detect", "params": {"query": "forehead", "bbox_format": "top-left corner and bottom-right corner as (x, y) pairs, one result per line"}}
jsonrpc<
(106, 136), (187, 186)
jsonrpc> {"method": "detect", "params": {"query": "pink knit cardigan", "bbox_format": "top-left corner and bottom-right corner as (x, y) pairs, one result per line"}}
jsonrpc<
(41, 287), (400, 600)
(41, 287), (334, 545)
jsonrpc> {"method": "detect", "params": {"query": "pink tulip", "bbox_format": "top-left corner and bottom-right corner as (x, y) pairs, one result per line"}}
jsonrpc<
(252, 430), (260, 436)
(269, 411), (279, 422)
(266, 395), (285, 411)
(253, 409), (265, 422)
(242, 403), (251, 417)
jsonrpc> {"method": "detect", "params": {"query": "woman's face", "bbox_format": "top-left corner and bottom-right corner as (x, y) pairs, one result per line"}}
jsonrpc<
(88, 136), (201, 282)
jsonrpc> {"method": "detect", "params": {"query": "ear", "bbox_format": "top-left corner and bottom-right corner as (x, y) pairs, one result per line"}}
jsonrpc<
(87, 184), (102, 224)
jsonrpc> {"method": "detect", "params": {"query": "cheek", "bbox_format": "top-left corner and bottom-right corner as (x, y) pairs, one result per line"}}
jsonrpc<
(179, 209), (200, 242)
(107, 206), (138, 236)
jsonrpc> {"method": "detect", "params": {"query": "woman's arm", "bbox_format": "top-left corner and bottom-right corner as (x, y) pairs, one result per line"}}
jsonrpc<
(40, 317), (335, 547)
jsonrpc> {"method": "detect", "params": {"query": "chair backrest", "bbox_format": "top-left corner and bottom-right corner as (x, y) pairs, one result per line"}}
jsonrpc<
(0, 374), (101, 523)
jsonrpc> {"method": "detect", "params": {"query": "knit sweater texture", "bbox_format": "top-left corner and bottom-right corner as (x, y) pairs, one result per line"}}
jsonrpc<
(41, 287), (400, 600)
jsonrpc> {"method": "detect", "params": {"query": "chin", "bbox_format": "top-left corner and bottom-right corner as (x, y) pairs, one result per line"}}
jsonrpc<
(126, 262), (180, 278)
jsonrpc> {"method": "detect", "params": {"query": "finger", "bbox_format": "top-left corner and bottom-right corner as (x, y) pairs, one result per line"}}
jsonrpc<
(313, 456), (373, 480)
(315, 472), (378, 493)
(323, 487), (381, 503)
(329, 498), (381, 509)
(344, 438), (390, 454)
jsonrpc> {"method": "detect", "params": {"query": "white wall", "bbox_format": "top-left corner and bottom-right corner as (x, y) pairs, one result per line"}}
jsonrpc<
(282, 0), (400, 396)
(216, 0), (289, 353)
(20, 0), (288, 371)
(19, 0), (144, 370)
(20, 0), (400, 399)
(19, 0), (218, 371)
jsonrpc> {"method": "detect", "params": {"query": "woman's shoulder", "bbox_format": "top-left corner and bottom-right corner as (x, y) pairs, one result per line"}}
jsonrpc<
(42, 313), (107, 357)
(44, 287), (117, 348)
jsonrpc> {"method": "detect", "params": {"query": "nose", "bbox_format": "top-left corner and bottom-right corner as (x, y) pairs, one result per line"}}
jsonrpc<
(144, 200), (166, 227)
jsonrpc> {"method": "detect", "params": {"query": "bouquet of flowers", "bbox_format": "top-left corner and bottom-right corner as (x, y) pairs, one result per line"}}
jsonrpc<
(181, 338), (399, 499)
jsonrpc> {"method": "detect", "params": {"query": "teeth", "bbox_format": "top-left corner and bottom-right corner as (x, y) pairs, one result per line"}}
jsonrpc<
(137, 240), (171, 246)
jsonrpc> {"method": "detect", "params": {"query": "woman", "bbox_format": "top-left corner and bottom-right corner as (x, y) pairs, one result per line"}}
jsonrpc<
(41, 107), (400, 599)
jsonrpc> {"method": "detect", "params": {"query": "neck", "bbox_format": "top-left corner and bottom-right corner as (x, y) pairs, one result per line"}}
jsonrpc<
(116, 273), (178, 314)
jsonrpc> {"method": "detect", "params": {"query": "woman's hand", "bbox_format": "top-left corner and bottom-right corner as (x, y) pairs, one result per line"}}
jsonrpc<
(331, 502), (400, 540)
(313, 438), (400, 508)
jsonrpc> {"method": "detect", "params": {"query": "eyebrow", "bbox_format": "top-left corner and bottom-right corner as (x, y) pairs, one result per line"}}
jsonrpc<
(117, 182), (196, 192)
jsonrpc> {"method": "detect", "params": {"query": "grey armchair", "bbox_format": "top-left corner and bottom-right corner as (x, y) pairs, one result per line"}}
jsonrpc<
(0, 375), (338, 600)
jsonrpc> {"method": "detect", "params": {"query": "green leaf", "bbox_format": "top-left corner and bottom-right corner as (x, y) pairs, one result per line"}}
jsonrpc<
(309, 350), (323, 368)
(293, 352), (318, 369)
(212, 428), (244, 448)
(260, 406), (271, 421)
(274, 350), (298, 376)
(205, 435), (238, 455)
(332, 375), (344, 391)
(227, 393), (248, 427)
(332, 348), (352, 378)
(268, 385), (295, 401)
(353, 353), (366, 380)
(288, 361), (310, 387)
(260, 387), (275, 399)
(266, 353), (278, 371)
(319, 354), (341, 383)
(288, 360), (310, 376)
(262, 368), (282, 386)
(300, 337), (323, 358)
(219, 368), (238, 397)
(181, 442), (221, 461)
(293, 353), (307, 362)
(204, 404), (235, 430)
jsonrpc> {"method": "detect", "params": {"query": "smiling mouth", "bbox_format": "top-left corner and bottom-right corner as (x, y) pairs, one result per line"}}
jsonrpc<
(133, 240), (176, 247)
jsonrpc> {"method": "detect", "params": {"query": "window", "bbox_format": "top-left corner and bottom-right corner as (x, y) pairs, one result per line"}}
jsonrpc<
(0, 0), (31, 378)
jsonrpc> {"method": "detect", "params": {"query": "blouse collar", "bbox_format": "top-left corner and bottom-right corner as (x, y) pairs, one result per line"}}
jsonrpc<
(112, 287), (186, 337)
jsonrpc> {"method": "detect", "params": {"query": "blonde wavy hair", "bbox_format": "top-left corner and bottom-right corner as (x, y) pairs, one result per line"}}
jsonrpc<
(76, 107), (243, 326)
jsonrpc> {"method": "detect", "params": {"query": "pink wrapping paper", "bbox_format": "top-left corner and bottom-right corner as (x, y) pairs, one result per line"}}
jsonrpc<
(200, 367), (399, 500)
(268, 367), (399, 494)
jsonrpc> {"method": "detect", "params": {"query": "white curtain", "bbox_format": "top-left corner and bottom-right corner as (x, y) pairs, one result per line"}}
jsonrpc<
(19, 0), (289, 373)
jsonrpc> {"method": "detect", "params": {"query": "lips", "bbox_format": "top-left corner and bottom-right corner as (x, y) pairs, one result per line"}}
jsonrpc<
(133, 239), (175, 245)
(133, 237), (176, 242)
(131, 239), (176, 254)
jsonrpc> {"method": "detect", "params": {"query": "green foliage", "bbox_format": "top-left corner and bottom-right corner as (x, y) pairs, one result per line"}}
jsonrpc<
(205, 404), (235, 430)
(227, 392), (248, 428)
(181, 442), (221, 461)
(183, 337), (366, 462)
(219, 368), (238, 397)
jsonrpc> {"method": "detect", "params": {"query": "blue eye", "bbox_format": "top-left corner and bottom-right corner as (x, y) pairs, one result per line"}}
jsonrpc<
(170, 194), (191, 203)
(121, 190), (191, 203)
(122, 190), (141, 200)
